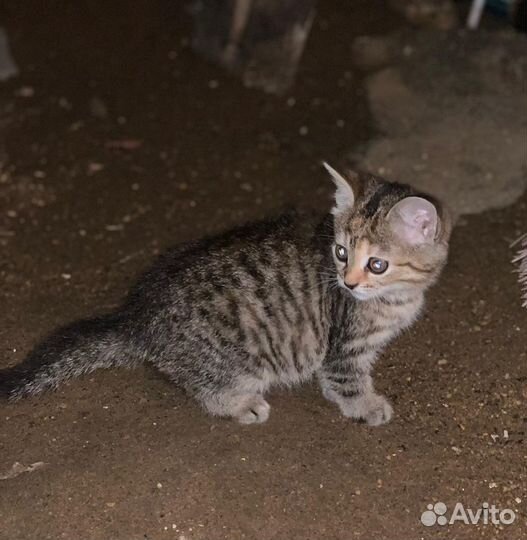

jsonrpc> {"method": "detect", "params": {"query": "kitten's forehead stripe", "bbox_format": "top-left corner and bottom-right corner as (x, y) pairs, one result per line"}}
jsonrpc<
(396, 261), (435, 273)
(362, 182), (412, 219)
(355, 239), (371, 263)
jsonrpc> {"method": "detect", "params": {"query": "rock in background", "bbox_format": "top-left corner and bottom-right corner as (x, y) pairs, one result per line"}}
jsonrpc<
(352, 29), (527, 217)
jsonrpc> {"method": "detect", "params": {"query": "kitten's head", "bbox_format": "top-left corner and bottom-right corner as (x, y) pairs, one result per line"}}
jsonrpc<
(324, 163), (452, 301)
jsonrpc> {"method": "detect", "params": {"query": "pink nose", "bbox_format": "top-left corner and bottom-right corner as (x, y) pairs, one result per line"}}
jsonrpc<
(345, 268), (365, 288)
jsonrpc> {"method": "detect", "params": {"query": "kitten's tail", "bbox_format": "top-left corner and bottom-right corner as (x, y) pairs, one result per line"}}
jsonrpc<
(0, 314), (140, 400)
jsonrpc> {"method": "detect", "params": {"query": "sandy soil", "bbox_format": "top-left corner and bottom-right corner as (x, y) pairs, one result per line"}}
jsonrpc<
(0, 1), (525, 539)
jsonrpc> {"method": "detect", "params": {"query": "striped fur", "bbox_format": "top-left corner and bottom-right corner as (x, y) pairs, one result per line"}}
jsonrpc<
(513, 233), (527, 308)
(0, 169), (451, 425)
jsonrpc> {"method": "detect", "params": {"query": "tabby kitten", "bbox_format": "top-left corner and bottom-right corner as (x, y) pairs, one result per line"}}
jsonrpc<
(0, 165), (451, 426)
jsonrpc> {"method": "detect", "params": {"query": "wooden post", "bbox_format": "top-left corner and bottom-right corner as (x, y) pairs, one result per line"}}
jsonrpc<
(192, 0), (316, 94)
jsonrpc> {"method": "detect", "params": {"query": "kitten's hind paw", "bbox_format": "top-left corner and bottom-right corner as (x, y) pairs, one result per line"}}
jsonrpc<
(202, 391), (271, 424)
(236, 395), (271, 425)
(340, 392), (393, 426)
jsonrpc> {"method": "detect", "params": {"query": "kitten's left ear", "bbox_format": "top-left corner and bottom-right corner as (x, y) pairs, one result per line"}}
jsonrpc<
(323, 162), (355, 215)
(387, 196), (438, 245)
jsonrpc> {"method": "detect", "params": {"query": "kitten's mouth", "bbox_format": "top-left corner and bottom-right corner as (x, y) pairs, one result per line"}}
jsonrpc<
(337, 276), (377, 301)
(337, 277), (375, 301)
(350, 289), (372, 301)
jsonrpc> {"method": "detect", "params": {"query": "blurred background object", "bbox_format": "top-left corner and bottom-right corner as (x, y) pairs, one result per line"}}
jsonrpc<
(0, 26), (18, 81)
(468, 0), (527, 30)
(192, 0), (316, 94)
(390, 0), (459, 29)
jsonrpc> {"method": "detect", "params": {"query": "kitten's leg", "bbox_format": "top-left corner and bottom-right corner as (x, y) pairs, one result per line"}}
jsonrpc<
(197, 371), (272, 424)
(154, 348), (271, 424)
(201, 390), (271, 424)
(317, 357), (393, 426)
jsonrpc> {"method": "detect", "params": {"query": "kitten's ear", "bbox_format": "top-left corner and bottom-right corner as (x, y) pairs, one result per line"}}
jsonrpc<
(323, 162), (355, 215)
(387, 196), (438, 245)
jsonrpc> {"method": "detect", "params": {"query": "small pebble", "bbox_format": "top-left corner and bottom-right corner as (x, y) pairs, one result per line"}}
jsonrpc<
(90, 97), (108, 119)
(17, 86), (34, 97)
(105, 224), (124, 232)
(58, 97), (72, 110)
(240, 182), (253, 192)
(87, 162), (104, 174)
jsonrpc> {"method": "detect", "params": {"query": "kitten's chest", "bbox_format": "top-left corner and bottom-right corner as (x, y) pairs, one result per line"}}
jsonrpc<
(350, 294), (424, 350)
(372, 296), (424, 329)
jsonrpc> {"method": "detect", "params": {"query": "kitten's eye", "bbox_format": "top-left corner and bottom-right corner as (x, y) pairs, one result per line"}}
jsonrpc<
(335, 244), (348, 262)
(367, 257), (389, 274)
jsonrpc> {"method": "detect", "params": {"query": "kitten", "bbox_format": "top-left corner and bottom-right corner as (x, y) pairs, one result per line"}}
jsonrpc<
(0, 165), (451, 426)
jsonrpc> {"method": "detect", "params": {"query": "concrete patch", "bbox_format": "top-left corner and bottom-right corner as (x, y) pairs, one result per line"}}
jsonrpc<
(354, 29), (527, 217)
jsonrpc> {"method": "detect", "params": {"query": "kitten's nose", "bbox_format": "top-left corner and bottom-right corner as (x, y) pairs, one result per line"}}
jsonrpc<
(345, 282), (358, 290)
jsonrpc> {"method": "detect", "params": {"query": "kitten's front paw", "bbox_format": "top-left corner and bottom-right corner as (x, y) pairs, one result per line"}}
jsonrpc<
(363, 394), (393, 426)
(340, 392), (393, 426)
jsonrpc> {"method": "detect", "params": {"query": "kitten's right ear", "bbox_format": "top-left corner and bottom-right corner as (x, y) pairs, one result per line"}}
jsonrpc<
(323, 162), (355, 216)
(387, 196), (438, 246)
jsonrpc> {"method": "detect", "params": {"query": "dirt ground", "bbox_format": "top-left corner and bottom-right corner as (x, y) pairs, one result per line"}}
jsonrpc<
(0, 1), (525, 539)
